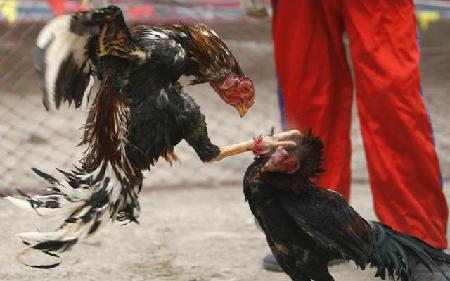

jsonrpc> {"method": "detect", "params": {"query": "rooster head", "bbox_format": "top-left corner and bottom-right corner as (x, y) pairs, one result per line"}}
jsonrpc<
(170, 23), (256, 117)
(209, 74), (255, 117)
(261, 146), (300, 174)
(257, 131), (325, 178)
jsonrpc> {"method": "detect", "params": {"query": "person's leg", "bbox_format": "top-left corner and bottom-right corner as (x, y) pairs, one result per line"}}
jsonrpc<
(273, 0), (353, 199)
(343, 0), (448, 249)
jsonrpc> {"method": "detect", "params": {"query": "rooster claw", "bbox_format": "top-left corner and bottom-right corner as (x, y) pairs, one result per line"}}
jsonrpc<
(262, 139), (297, 148)
(252, 134), (298, 156)
(270, 129), (302, 142)
(209, 130), (301, 162)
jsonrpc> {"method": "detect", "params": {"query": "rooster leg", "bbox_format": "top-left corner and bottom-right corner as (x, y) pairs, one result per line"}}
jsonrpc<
(164, 149), (180, 166)
(209, 130), (301, 162)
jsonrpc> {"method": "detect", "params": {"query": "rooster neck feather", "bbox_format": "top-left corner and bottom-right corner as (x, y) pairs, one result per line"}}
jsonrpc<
(94, 10), (137, 60)
(164, 24), (243, 83)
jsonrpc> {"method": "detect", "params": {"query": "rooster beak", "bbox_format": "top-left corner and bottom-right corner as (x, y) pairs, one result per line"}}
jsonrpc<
(237, 104), (248, 118)
(261, 157), (279, 172)
(261, 162), (273, 173)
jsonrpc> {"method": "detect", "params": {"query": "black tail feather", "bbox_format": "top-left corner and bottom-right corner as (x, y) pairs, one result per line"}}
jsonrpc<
(8, 162), (142, 268)
(370, 221), (450, 281)
(32, 168), (59, 185)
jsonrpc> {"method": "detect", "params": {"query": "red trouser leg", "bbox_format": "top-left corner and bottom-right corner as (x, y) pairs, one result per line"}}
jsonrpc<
(342, 0), (448, 248)
(273, 0), (353, 199)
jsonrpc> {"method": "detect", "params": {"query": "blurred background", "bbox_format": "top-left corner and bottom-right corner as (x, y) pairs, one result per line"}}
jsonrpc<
(0, 0), (449, 193)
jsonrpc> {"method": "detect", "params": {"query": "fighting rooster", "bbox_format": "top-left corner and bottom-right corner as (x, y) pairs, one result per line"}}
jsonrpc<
(6, 6), (297, 267)
(244, 131), (450, 281)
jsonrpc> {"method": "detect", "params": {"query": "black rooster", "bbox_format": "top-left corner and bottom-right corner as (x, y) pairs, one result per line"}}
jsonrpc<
(6, 6), (298, 267)
(244, 131), (450, 281)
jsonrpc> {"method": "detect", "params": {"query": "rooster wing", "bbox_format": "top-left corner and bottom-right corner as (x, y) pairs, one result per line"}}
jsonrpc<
(36, 6), (149, 111)
(277, 187), (373, 267)
(36, 14), (98, 111)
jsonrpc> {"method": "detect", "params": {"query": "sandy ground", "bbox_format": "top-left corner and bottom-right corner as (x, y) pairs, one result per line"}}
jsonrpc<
(0, 182), (449, 281)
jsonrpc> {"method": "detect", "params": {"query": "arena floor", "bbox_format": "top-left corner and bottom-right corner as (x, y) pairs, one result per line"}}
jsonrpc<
(1, 183), (448, 281)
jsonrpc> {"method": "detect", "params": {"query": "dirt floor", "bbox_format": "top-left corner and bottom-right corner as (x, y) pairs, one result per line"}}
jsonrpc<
(0, 182), (450, 281)
(0, 183), (449, 281)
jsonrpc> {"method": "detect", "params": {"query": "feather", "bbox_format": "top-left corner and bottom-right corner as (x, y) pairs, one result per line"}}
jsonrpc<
(298, 130), (325, 178)
(10, 162), (142, 267)
(5, 196), (36, 212)
(278, 190), (373, 267)
(371, 222), (450, 281)
(35, 14), (98, 111)
(9, 74), (143, 267)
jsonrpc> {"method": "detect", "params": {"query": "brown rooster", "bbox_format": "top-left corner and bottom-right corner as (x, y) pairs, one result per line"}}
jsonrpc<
(6, 6), (299, 267)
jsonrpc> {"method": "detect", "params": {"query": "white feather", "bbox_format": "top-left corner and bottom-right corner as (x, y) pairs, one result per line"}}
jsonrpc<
(37, 14), (95, 111)
(56, 179), (91, 200)
(36, 15), (71, 49)
(106, 164), (122, 202)
(4, 196), (34, 212)
(9, 159), (139, 258)
(142, 30), (169, 40)
(80, 75), (97, 111)
(6, 195), (85, 217)
(44, 33), (89, 110)
(16, 231), (67, 242)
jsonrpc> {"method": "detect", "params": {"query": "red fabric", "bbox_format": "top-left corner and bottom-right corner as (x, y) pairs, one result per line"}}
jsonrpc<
(126, 5), (156, 20)
(48, 0), (89, 15)
(272, 0), (448, 249)
(48, 0), (66, 15)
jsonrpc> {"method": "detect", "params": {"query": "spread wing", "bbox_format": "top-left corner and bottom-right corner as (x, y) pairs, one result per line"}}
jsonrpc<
(35, 14), (99, 111)
(278, 186), (373, 265)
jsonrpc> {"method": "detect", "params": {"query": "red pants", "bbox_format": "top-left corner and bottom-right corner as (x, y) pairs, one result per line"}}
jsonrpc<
(272, 0), (448, 249)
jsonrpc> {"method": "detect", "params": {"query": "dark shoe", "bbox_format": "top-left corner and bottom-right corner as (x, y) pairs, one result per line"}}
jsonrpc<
(262, 253), (283, 272)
